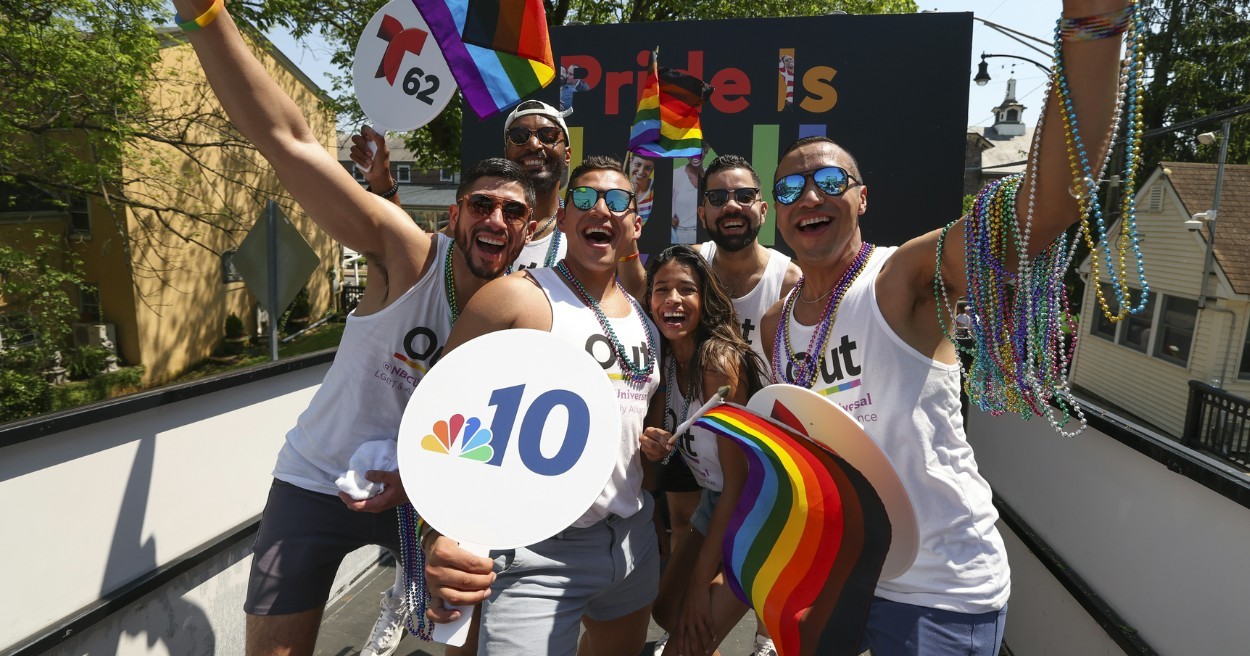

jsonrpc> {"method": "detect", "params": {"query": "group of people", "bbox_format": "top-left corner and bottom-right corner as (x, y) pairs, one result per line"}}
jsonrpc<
(168, 0), (1131, 654)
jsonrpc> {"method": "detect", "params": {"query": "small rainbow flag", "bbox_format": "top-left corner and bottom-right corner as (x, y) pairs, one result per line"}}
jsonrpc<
(412, 0), (556, 120)
(693, 404), (891, 656)
(627, 50), (710, 159)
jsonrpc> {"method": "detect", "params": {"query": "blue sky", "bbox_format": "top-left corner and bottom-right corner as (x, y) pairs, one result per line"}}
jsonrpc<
(264, 1), (1060, 130)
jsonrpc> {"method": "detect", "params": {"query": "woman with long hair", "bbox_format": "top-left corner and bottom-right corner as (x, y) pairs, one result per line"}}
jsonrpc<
(640, 245), (769, 656)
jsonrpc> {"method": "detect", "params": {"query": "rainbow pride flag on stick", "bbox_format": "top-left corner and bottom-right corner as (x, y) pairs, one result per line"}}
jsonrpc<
(692, 404), (891, 656)
(412, 0), (556, 119)
(627, 49), (711, 159)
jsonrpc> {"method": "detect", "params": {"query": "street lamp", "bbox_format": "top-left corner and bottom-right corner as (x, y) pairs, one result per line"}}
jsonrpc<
(974, 53), (1053, 86)
(1196, 119), (1233, 309)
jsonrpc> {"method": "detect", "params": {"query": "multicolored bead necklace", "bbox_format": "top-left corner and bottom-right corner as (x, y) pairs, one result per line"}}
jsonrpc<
(555, 259), (656, 385)
(938, 2), (1145, 437)
(772, 242), (874, 388)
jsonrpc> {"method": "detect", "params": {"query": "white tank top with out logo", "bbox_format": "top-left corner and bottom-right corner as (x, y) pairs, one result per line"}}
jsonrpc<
(699, 241), (791, 369)
(530, 267), (661, 527)
(273, 234), (454, 495)
(778, 246), (1010, 614)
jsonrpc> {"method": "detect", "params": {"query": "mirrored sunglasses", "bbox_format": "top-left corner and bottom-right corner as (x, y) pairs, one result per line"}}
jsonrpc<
(567, 186), (635, 213)
(772, 166), (861, 206)
(505, 126), (563, 146)
(703, 187), (761, 208)
(458, 193), (531, 224)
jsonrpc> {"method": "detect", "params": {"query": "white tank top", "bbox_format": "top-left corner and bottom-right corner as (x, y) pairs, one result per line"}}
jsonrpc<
(274, 234), (455, 495)
(699, 241), (791, 369)
(530, 267), (661, 526)
(775, 246), (1010, 613)
(512, 228), (566, 271)
(667, 374), (723, 491)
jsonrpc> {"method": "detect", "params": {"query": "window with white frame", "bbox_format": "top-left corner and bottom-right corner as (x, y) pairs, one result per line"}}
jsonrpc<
(68, 195), (91, 234)
(1089, 283), (1199, 366)
(1154, 295), (1198, 366)
(396, 164), (411, 183)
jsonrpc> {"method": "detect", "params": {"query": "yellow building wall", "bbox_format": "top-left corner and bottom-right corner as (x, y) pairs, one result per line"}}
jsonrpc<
(113, 35), (338, 384)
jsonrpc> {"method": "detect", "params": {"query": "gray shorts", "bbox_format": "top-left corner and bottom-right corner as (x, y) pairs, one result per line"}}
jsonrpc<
(690, 488), (721, 536)
(244, 479), (400, 615)
(479, 493), (660, 655)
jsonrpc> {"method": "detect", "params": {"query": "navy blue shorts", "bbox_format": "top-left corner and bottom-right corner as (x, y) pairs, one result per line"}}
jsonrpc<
(859, 597), (1007, 656)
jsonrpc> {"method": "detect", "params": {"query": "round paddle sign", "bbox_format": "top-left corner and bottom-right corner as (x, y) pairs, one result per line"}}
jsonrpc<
(397, 329), (622, 550)
(352, 0), (456, 131)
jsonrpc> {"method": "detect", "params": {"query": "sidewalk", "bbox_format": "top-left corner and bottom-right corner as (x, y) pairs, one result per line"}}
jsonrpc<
(314, 558), (761, 656)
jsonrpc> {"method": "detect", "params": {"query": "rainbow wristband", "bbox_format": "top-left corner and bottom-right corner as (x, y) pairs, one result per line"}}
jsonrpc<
(175, 0), (225, 33)
(1058, 6), (1131, 42)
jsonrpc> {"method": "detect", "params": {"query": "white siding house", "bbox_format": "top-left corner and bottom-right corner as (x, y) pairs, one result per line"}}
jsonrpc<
(1071, 162), (1250, 438)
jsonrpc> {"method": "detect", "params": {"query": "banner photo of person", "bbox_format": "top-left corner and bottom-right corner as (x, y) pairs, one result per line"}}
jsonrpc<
(460, 13), (972, 256)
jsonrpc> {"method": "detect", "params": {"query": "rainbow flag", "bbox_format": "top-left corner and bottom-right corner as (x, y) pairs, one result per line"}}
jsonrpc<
(412, 0), (556, 120)
(627, 50), (710, 159)
(693, 404), (891, 656)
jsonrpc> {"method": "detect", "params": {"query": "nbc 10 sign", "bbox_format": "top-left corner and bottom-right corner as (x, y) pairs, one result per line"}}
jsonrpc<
(460, 12), (973, 255)
(396, 329), (622, 549)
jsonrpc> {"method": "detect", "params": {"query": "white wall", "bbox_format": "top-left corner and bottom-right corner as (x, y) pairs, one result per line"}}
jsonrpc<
(0, 364), (336, 651)
(969, 407), (1250, 656)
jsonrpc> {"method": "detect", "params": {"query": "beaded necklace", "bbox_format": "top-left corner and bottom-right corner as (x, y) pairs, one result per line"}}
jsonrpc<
(397, 506), (433, 639)
(1056, 1), (1149, 322)
(772, 242), (874, 388)
(555, 259), (656, 385)
(665, 352), (695, 449)
(443, 239), (460, 324)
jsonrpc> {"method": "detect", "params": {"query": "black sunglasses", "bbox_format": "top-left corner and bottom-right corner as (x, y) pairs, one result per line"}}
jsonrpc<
(505, 126), (564, 146)
(772, 166), (861, 205)
(703, 187), (761, 208)
(458, 193), (531, 225)
(567, 186), (635, 213)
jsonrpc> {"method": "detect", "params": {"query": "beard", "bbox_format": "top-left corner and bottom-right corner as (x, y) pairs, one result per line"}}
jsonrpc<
(706, 212), (762, 252)
(454, 224), (516, 280)
(527, 156), (567, 194)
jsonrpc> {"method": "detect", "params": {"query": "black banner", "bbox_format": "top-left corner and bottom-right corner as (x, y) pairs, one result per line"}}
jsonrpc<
(461, 12), (973, 255)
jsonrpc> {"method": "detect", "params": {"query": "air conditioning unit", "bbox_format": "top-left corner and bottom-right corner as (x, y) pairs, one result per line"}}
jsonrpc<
(73, 322), (117, 351)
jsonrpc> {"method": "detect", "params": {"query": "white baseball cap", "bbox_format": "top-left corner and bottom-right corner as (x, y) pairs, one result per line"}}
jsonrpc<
(503, 100), (569, 145)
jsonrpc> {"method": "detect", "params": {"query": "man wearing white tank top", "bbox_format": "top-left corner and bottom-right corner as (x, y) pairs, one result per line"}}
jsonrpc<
(164, 12), (544, 656)
(760, 6), (1128, 651)
(423, 156), (664, 656)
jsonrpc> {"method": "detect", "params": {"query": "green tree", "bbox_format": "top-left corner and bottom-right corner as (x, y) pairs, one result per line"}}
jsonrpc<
(229, 0), (917, 167)
(1140, 0), (1250, 167)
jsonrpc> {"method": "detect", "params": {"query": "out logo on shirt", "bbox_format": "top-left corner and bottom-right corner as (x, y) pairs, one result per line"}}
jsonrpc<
(585, 334), (653, 380)
(785, 333), (862, 394)
(419, 384), (591, 477)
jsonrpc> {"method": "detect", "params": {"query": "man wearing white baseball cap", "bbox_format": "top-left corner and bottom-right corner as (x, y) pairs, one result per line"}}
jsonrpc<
(500, 100), (570, 271)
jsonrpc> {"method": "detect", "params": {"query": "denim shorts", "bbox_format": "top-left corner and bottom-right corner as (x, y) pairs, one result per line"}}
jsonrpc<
(478, 493), (660, 655)
(690, 488), (720, 536)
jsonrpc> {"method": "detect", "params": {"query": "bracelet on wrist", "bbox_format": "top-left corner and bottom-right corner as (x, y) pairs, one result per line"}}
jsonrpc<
(367, 180), (400, 200)
(175, 0), (225, 33)
(618, 251), (640, 262)
(1058, 5), (1131, 42)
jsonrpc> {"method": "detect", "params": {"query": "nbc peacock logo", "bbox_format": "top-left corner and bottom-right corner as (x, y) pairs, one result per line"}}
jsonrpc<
(421, 414), (495, 463)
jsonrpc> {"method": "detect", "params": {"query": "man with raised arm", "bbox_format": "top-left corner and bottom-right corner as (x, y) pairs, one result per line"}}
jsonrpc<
(421, 156), (664, 656)
(759, 2), (1130, 653)
(165, 3), (537, 654)
(354, 100), (570, 271)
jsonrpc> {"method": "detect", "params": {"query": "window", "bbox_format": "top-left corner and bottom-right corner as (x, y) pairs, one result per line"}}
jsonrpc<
(1145, 184), (1165, 212)
(68, 195), (91, 234)
(221, 249), (243, 284)
(1117, 289), (1155, 353)
(396, 164), (411, 183)
(1239, 321), (1250, 380)
(1006, 109), (1018, 122)
(439, 168), (458, 183)
(1154, 295), (1198, 366)
(79, 283), (101, 322)
(0, 313), (37, 350)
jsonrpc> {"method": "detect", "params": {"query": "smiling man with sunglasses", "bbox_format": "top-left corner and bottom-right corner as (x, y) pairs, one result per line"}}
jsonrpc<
(759, 2), (1131, 652)
(421, 156), (665, 656)
(501, 100), (572, 270)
